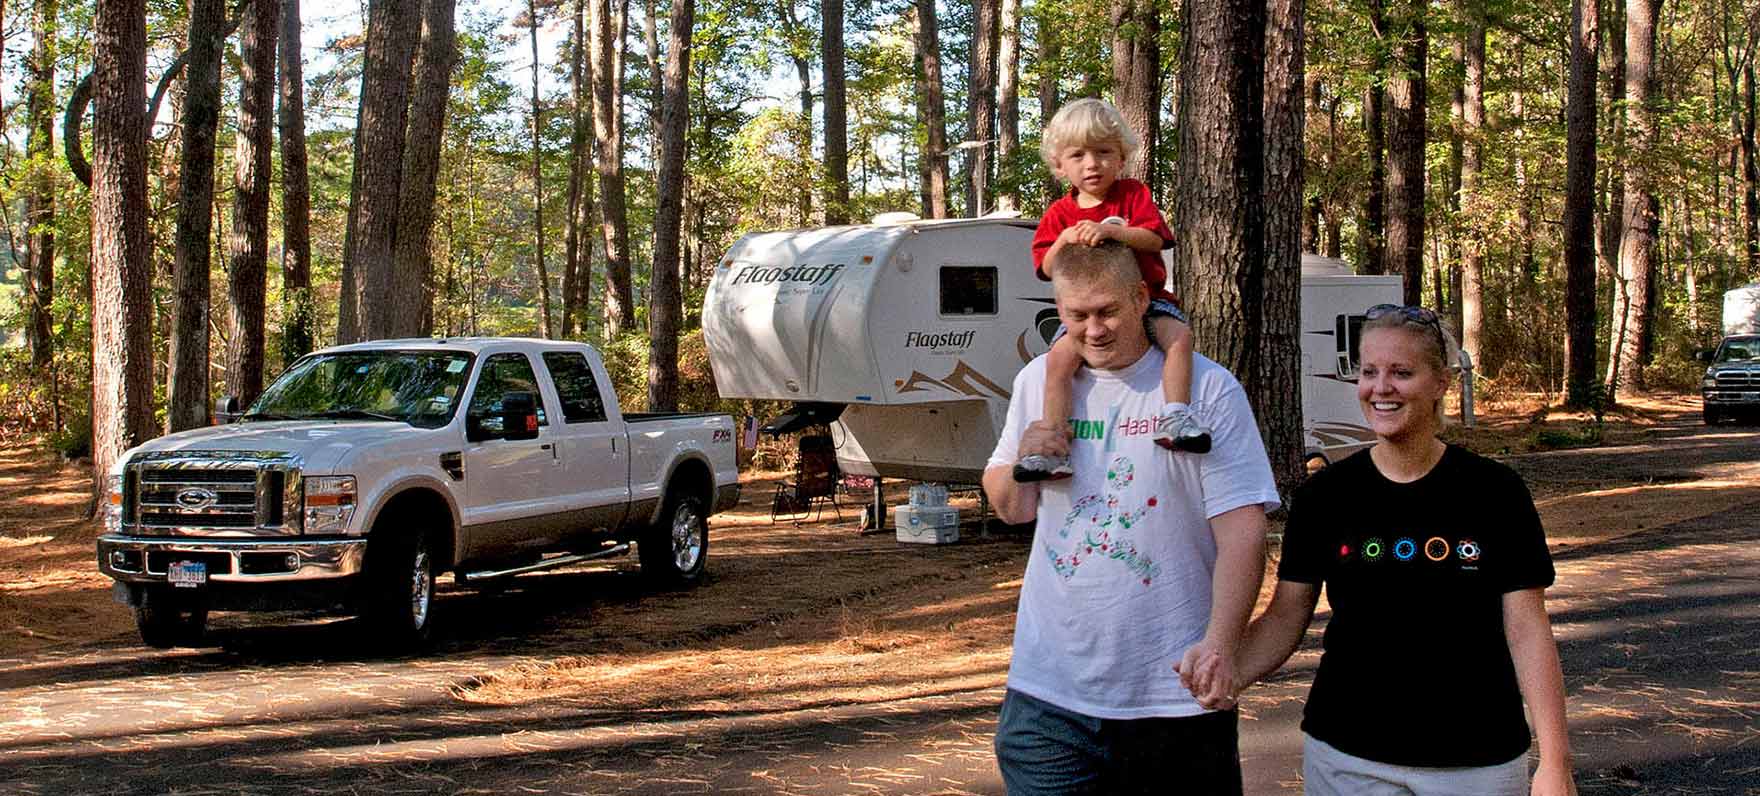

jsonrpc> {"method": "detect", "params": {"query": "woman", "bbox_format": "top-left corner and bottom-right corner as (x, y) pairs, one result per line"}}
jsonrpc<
(1219, 305), (1574, 795)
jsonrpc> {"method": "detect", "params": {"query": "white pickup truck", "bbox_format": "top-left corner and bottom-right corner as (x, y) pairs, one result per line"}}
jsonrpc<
(97, 337), (740, 649)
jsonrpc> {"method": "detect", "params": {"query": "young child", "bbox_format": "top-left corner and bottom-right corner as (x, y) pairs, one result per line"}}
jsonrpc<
(1014, 98), (1211, 483)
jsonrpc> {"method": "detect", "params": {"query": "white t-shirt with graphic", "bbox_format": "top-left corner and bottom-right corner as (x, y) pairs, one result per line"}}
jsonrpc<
(987, 347), (1281, 720)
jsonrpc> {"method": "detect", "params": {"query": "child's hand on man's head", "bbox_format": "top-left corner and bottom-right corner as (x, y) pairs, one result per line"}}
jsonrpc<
(1063, 220), (1116, 247)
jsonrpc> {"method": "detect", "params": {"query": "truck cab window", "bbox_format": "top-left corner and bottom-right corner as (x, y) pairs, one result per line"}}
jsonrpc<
(469, 353), (549, 429)
(542, 352), (608, 423)
(939, 266), (998, 316)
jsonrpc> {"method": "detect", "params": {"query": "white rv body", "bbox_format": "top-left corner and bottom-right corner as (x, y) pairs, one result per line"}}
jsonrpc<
(1726, 283), (1760, 336)
(704, 219), (1401, 484)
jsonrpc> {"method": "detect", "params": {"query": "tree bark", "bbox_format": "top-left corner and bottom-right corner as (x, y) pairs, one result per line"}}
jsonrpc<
(224, 0), (278, 408)
(391, 0), (457, 338)
(915, 0), (949, 218)
(1746, 61), (1759, 273)
(822, 0), (849, 224)
(279, 0), (314, 363)
(168, 0), (218, 432)
(966, 0), (999, 216)
(1384, 0), (1426, 306)
(1261, 0), (1307, 504)
(528, 0), (553, 339)
(1598, 0), (1625, 290)
(1458, 0), (1485, 374)
(91, 0), (157, 507)
(1172, 0), (1264, 374)
(24, 0), (57, 372)
(591, 0), (635, 337)
(1110, 0), (1159, 190)
(563, 0), (591, 336)
(995, 0), (1020, 212)
(343, 0), (421, 343)
(1607, 0), (1659, 397)
(648, 0), (693, 412)
(1361, 0), (1386, 274)
(779, 2), (813, 224)
(1035, 10), (1061, 203)
(1563, 0), (1601, 408)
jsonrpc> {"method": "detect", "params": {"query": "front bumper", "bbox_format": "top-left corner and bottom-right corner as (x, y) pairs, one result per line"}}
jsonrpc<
(1703, 389), (1760, 406)
(97, 534), (368, 584)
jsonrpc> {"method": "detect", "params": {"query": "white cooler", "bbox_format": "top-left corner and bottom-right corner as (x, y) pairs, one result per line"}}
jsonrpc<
(894, 505), (960, 544)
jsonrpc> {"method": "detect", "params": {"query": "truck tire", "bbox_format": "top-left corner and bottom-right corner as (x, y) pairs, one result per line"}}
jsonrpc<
(1704, 406), (1722, 425)
(363, 530), (437, 647)
(641, 493), (708, 587)
(135, 586), (208, 649)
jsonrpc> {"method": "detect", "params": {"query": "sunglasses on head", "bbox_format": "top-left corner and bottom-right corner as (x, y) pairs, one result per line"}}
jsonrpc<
(1366, 303), (1441, 327)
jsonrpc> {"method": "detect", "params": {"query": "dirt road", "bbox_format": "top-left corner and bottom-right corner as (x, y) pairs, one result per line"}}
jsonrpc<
(0, 403), (1755, 794)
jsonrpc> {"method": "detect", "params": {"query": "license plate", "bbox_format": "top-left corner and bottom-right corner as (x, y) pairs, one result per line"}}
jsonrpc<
(168, 560), (207, 588)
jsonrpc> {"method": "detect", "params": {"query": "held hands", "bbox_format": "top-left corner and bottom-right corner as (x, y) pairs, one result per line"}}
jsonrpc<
(1174, 637), (1240, 711)
(1530, 760), (1577, 796)
(1020, 420), (1072, 461)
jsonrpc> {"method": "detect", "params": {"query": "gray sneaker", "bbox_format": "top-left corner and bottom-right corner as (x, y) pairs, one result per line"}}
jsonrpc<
(1013, 453), (1074, 482)
(1154, 409), (1212, 454)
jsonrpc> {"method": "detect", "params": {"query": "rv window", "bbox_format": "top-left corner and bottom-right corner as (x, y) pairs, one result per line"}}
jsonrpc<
(939, 266), (998, 316)
(1335, 314), (1367, 379)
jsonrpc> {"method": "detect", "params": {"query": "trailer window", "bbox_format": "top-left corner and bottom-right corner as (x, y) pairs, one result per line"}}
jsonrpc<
(1335, 314), (1367, 379)
(940, 266), (998, 316)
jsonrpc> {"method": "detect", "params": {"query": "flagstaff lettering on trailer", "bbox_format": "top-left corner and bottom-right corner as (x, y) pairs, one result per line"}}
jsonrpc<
(905, 330), (977, 350)
(728, 262), (847, 287)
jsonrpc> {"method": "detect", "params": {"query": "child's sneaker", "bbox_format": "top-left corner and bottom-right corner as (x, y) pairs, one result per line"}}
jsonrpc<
(1154, 408), (1212, 454)
(1013, 453), (1074, 482)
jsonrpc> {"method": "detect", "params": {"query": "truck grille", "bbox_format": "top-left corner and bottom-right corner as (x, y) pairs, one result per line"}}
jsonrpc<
(124, 453), (300, 536)
(1714, 371), (1756, 388)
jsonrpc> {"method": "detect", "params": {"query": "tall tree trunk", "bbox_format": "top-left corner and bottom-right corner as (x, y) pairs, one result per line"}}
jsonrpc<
(24, 0), (57, 371)
(392, 0), (456, 338)
(780, 2), (812, 224)
(1563, 0), (1601, 408)
(915, 0), (949, 218)
(1384, 0), (1426, 305)
(1036, 15), (1062, 203)
(563, 0), (589, 337)
(1513, 46), (1537, 284)
(1361, 0), (1386, 274)
(1111, 0), (1160, 190)
(592, 0), (635, 337)
(1608, 0), (1659, 397)
(1172, 0), (1264, 374)
(995, 0), (1020, 212)
(966, 0), (999, 216)
(91, 0), (156, 507)
(1599, 0), (1626, 288)
(528, 0), (553, 338)
(226, 0), (278, 408)
(1458, 0), (1486, 375)
(822, 0), (849, 224)
(279, 0), (314, 363)
(167, 0), (223, 431)
(1261, 0), (1306, 503)
(648, 0), (693, 412)
(344, 0), (421, 343)
(1746, 61), (1759, 273)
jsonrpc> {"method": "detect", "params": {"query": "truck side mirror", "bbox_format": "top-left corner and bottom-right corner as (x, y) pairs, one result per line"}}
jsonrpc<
(500, 391), (541, 441)
(215, 395), (243, 424)
(1696, 350), (1713, 363)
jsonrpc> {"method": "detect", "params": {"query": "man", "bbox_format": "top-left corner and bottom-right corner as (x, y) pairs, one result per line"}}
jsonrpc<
(982, 241), (1280, 794)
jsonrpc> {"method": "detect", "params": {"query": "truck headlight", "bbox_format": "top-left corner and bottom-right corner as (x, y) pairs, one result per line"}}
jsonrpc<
(303, 476), (357, 534)
(103, 475), (124, 534)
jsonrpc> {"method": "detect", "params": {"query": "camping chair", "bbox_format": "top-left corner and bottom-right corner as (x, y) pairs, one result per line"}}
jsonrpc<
(771, 433), (842, 524)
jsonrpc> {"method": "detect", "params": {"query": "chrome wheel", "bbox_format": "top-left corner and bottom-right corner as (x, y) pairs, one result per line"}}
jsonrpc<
(671, 501), (705, 574)
(408, 537), (432, 630)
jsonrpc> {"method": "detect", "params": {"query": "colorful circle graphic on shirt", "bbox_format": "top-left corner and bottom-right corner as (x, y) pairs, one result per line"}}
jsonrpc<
(1393, 538), (1417, 561)
(1424, 537), (1451, 561)
(1457, 539), (1481, 562)
(1362, 537), (1385, 562)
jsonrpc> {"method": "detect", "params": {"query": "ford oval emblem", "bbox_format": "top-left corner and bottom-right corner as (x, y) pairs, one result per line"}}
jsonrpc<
(175, 487), (218, 511)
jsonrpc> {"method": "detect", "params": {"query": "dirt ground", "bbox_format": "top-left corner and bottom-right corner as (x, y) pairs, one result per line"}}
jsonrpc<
(0, 393), (1757, 794)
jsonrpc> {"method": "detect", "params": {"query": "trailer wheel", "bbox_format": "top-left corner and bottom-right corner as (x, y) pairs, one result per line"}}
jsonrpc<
(364, 530), (437, 648)
(135, 586), (208, 649)
(641, 492), (708, 588)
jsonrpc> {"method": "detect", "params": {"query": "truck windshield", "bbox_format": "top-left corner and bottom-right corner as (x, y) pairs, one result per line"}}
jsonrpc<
(246, 351), (474, 428)
(1718, 340), (1759, 362)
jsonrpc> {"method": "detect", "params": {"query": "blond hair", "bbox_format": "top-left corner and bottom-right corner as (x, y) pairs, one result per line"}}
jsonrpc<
(1039, 98), (1141, 175)
(1362, 311), (1462, 428)
(1049, 241), (1142, 297)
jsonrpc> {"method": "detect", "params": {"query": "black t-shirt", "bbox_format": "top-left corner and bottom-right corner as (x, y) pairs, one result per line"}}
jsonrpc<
(1278, 444), (1555, 768)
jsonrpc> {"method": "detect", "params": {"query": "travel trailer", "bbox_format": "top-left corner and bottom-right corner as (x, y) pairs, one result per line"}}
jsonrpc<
(703, 217), (1404, 488)
(1727, 283), (1760, 336)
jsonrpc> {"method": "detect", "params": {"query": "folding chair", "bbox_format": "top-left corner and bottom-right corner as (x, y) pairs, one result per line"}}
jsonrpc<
(771, 433), (842, 524)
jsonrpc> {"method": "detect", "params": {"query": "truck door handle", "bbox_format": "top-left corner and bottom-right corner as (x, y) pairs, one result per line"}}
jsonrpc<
(540, 444), (552, 450)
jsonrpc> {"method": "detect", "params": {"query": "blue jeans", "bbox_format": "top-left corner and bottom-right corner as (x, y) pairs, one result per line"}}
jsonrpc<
(994, 689), (1242, 795)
